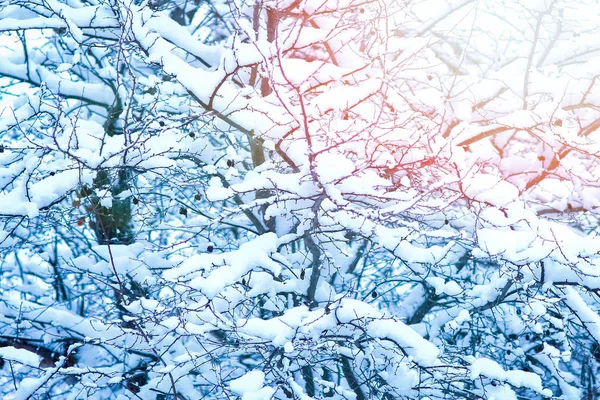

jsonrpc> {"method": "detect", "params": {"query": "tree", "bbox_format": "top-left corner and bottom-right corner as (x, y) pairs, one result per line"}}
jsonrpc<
(0, 0), (599, 399)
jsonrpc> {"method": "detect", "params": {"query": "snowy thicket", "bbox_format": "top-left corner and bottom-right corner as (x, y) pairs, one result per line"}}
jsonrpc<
(0, 0), (599, 399)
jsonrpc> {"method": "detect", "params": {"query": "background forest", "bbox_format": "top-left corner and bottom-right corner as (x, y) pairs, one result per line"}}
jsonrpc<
(0, 0), (600, 399)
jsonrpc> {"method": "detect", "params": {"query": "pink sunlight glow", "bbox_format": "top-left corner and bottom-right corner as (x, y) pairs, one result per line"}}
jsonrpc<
(262, 0), (600, 217)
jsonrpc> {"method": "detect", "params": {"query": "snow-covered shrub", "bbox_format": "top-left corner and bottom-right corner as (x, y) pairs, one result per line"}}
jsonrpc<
(0, 0), (599, 399)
